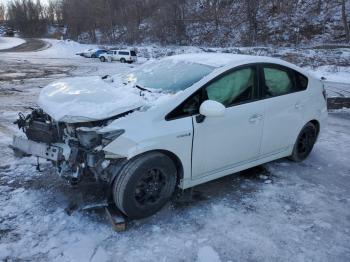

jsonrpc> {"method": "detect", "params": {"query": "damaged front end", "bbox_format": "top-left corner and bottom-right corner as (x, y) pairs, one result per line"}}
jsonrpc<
(13, 108), (128, 185)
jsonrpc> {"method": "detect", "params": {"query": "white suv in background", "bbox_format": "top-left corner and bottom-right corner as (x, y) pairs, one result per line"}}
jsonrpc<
(99, 50), (137, 63)
(13, 54), (327, 219)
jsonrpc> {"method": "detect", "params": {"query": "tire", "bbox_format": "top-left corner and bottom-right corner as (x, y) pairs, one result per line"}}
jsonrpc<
(112, 152), (177, 219)
(100, 56), (106, 62)
(91, 54), (96, 58)
(290, 122), (317, 162)
(120, 58), (126, 63)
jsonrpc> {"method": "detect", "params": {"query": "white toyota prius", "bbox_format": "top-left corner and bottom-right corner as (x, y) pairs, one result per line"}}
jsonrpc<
(13, 53), (328, 219)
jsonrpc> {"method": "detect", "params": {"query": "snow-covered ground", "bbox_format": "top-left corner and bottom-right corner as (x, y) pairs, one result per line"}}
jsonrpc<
(0, 37), (25, 50)
(0, 40), (350, 262)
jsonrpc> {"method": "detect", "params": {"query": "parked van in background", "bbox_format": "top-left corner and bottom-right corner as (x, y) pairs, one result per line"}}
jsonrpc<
(99, 50), (137, 63)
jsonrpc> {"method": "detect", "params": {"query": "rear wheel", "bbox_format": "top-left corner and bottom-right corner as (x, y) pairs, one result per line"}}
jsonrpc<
(100, 56), (106, 62)
(112, 152), (177, 219)
(120, 58), (126, 63)
(290, 122), (317, 162)
(91, 54), (96, 58)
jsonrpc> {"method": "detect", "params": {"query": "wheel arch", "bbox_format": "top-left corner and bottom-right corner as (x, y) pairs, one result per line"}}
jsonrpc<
(155, 149), (184, 183)
(309, 119), (320, 135)
(109, 149), (184, 187)
(305, 119), (321, 140)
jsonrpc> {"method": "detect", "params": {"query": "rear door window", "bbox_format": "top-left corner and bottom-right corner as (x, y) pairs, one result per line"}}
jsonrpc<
(261, 64), (309, 97)
(262, 66), (294, 97)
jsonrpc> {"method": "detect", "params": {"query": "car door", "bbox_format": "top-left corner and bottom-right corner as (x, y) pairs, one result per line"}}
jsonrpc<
(191, 65), (265, 179)
(115, 51), (119, 61)
(258, 64), (307, 156)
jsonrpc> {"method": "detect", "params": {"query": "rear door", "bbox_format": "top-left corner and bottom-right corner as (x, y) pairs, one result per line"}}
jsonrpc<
(110, 51), (116, 60)
(259, 63), (308, 156)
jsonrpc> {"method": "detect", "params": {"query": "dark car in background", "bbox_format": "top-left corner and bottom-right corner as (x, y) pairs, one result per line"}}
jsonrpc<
(77, 48), (107, 58)
(4, 29), (15, 37)
(91, 49), (107, 58)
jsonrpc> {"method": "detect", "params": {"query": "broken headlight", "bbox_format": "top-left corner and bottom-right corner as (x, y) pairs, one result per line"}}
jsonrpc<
(76, 129), (102, 149)
(100, 129), (125, 146)
(76, 129), (125, 149)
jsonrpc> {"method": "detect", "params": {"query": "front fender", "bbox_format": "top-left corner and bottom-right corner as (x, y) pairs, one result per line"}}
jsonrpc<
(103, 136), (139, 159)
(103, 135), (183, 160)
(102, 134), (193, 188)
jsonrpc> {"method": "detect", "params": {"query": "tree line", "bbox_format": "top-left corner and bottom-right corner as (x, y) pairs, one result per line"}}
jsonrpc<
(2, 0), (350, 45)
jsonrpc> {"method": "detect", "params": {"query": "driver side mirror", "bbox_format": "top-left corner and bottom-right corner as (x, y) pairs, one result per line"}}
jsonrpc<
(196, 100), (225, 123)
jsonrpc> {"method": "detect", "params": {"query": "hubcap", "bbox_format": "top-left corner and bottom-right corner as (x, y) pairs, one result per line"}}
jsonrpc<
(134, 168), (166, 206)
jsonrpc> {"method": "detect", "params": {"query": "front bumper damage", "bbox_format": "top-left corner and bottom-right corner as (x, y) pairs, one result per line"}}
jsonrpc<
(13, 136), (64, 161)
(12, 108), (127, 185)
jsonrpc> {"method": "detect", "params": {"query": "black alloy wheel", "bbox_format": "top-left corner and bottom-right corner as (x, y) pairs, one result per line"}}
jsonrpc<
(290, 122), (317, 162)
(134, 168), (167, 206)
(112, 152), (177, 219)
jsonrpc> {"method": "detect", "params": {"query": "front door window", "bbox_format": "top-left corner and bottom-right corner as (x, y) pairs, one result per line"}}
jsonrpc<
(205, 67), (257, 107)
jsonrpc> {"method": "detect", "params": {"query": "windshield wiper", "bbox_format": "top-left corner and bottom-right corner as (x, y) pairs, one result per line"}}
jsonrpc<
(135, 84), (152, 93)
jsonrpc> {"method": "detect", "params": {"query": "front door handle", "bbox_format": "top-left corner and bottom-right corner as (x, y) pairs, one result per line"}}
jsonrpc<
(295, 102), (302, 110)
(249, 114), (262, 123)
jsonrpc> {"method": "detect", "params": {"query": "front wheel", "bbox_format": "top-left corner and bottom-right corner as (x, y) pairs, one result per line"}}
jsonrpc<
(290, 122), (317, 162)
(112, 152), (177, 219)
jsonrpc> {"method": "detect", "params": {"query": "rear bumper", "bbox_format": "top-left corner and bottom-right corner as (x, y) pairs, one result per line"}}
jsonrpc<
(12, 136), (64, 161)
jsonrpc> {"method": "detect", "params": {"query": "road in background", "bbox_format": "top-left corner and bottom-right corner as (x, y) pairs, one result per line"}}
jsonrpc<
(0, 38), (49, 52)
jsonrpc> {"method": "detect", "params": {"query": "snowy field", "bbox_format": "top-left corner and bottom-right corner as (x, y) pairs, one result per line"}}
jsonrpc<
(0, 40), (350, 261)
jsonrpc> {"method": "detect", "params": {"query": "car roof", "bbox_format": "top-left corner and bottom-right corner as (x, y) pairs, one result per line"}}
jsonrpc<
(165, 53), (293, 68)
(108, 49), (130, 52)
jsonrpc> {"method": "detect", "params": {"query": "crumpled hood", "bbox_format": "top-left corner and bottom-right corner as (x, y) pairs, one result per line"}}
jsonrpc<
(38, 76), (146, 123)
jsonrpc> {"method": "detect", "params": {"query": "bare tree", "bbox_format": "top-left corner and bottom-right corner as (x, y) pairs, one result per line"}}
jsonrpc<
(2, 0), (348, 46)
(341, 0), (350, 42)
(7, 0), (47, 36)
(0, 2), (5, 22)
(246, 0), (259, 45)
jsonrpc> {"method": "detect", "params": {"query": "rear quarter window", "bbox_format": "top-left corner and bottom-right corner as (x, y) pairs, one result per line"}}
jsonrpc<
(294, 71), (309, 91)
(119, 51), (129, 55)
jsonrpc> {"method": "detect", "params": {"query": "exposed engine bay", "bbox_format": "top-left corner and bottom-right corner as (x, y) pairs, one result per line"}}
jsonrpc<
(14, 108), (130, 185)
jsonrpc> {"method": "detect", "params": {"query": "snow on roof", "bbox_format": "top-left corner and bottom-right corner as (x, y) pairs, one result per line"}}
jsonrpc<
(165, 53), (286, 68)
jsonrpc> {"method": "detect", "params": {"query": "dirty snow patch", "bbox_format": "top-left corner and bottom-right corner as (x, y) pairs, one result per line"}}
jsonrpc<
(197, 246), (221, 262)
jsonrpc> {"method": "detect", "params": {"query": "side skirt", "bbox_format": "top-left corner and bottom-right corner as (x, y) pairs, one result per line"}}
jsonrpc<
(180, 146), (292, 189)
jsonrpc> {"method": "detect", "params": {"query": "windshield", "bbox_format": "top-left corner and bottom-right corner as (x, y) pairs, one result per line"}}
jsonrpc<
(124, 59), (215, 92)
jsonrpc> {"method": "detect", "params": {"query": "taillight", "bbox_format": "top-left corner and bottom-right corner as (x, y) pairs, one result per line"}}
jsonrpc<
(322, 86), (327, 101)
